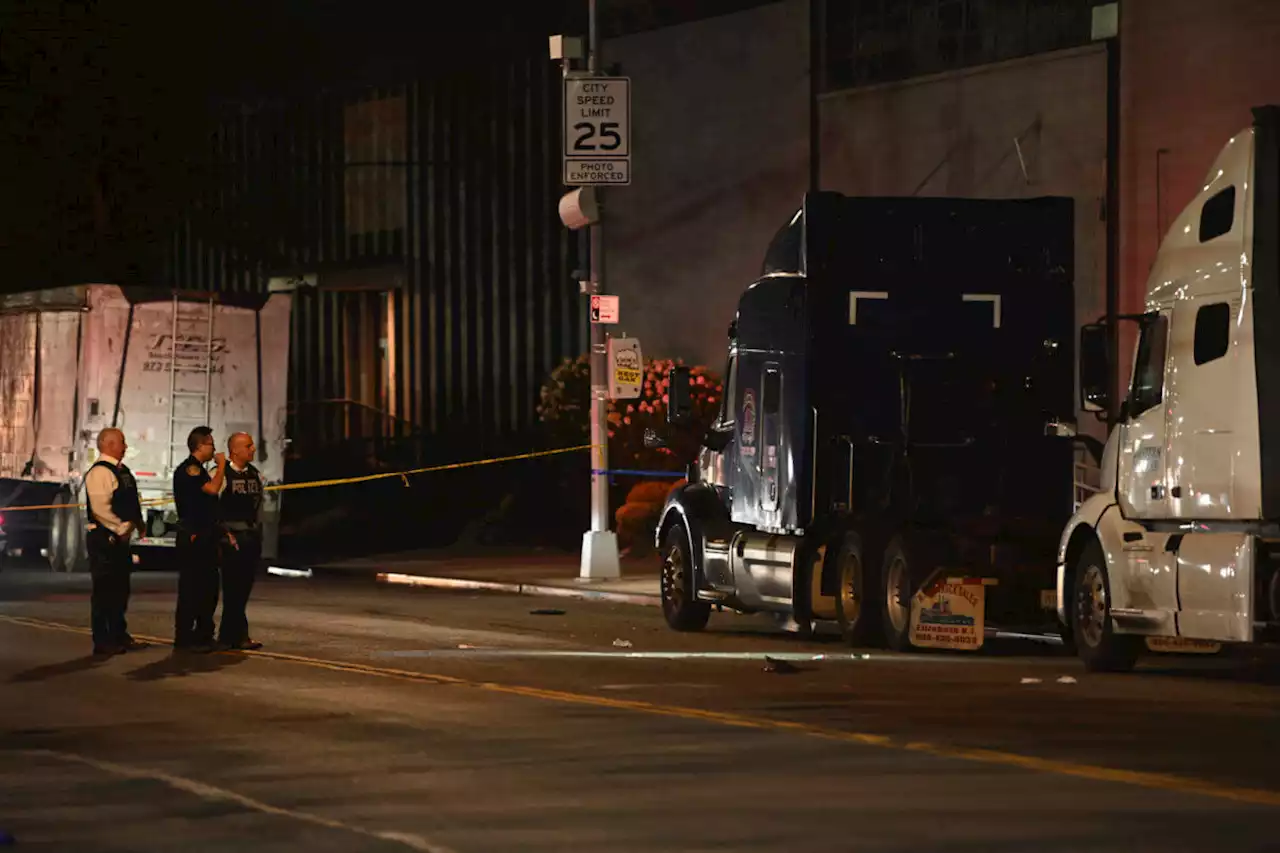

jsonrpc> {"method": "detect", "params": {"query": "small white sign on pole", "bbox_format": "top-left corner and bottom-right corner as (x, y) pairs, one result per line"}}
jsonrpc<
(608, 337), (643, 400)
(590, 294), (619, 324)
(563, 75), (631, 186)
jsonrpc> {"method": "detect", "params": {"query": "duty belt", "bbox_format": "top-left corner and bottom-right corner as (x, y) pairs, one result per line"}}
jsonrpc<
(222, 521), (260, 533)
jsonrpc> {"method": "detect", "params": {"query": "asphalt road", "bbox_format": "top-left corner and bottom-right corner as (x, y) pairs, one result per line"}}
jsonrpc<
(1, 566), (1279, 852)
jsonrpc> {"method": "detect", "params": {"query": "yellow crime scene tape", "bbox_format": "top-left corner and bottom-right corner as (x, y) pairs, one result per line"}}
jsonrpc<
(0, 443), (604, 514)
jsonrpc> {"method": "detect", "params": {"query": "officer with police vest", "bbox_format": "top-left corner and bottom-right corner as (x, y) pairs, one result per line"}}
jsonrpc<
(84, 427), (149, 657)
(217, 431), (264, 650)
(172, 425), (226, 652)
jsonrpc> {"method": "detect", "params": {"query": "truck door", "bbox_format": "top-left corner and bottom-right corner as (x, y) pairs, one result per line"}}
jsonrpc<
(759, 364), (782, 514)
(1165, 297), (1240, 519)
(1118, 310), (1172, 519)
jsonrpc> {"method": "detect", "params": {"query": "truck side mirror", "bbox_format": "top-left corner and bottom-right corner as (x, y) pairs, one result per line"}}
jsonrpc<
(667, 365), (693, 427)
(1079, 323), (1110, 417)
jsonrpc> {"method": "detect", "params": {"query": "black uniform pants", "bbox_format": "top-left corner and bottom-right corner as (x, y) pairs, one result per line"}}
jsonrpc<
(87, 528), (132, 649)
(175, 530), (220, 646)
(219, 530), (261, 644)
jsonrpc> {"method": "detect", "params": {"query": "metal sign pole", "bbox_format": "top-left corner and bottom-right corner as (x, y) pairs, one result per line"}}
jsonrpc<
(579, 0), (620, 580)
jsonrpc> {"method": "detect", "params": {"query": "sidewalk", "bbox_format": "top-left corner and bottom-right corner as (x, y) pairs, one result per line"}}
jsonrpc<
(304, 547), (663, 607)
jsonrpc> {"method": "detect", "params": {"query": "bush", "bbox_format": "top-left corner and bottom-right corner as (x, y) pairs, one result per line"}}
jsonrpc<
(614, 478), (687, 556)
(537, 354), (722, 472)
(536, 355), (721, 554)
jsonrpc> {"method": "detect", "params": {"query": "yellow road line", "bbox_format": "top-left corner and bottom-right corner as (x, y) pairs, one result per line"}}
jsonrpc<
(3, 613), (1278, 808)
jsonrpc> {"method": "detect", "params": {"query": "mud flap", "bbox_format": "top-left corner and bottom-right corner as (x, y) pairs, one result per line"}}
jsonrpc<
(909, 572), (997, 651)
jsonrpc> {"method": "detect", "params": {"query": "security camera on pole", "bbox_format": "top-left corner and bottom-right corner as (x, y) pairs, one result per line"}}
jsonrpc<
(550, 2), (634, 581)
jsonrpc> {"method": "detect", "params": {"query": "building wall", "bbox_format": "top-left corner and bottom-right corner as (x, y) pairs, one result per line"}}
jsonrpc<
(1120, 0), (1280, 315)
(164, 51), (583, 455)
(604, 0), (810, 369)
(822, 42), (1109, 351)
(605, 0), (1107, 389)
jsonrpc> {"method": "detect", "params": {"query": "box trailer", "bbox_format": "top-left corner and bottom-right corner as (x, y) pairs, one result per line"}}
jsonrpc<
(0, 284), (292, 570)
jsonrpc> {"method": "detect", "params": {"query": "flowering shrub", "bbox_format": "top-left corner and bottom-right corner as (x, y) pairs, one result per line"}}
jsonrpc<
(615, 478), (687, 556)
(537, 355), (723, 554)
(536, 354), (723, 473)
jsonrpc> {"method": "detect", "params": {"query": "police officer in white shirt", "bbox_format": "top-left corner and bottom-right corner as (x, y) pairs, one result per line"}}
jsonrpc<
(84, 428), (149, 657)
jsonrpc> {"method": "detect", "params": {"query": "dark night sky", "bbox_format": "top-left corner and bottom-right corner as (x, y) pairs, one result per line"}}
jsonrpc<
(0, 0), (580, 289)
(0, 0), (776, 289)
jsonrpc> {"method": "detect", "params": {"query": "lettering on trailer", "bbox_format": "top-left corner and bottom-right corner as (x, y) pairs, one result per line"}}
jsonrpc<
(141, 334), (228, 374)
(563, 76), (631, 187)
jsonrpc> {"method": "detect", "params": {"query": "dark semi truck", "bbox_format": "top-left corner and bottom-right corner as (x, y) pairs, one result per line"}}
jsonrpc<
(647, 191), (1089, 651)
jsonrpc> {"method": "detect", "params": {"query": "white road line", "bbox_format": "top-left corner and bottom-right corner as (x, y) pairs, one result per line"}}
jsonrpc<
(23, 749), (458, 853)
(373, 650), (870, 661)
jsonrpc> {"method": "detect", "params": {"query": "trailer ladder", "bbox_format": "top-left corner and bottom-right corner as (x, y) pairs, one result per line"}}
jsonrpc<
(165, 294), (215, 474)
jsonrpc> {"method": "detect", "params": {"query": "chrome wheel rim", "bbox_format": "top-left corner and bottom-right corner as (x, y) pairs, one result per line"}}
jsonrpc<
(662, 543), (685, 613)
(1076, 563), (1107, 648)
(839, 549), (861, 626)
(885, 555), (910, 635)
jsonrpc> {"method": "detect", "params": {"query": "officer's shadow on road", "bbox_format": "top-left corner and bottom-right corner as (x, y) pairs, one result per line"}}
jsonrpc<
(8, 655), (106, 684)
(125, 649), (251, 682)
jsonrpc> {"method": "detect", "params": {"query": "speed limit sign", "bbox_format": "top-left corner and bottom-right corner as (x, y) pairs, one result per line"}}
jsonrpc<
(563, 75), (631, 186)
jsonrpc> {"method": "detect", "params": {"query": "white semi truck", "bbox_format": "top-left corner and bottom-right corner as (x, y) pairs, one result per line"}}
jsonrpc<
(1058, 105), (1280, 671)
(0, 284), (293, 571)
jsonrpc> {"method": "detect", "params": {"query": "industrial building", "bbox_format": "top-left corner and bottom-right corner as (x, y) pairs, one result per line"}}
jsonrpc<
(8, 1), (1275, 548)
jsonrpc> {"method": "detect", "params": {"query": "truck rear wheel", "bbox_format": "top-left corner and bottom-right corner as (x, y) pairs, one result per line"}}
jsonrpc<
(661, 523), (711, 632)
(832, 531), (879, 647)
(880, 536), (915, 652)
(1072, 538), (1140, 673)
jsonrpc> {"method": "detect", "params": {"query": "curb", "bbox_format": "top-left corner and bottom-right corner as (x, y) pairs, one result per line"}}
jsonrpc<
(375, 571), (660, 607)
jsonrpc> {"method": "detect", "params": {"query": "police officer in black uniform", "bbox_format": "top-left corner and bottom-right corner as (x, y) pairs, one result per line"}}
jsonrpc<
(84, 427), (149, 656)
(218, 431), (264, 650)
(172, 425), (227, 652)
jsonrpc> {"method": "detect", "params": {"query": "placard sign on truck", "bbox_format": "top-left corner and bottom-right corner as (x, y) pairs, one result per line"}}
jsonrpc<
(909, 577), (990, 651)
(0, 284), (293, 571)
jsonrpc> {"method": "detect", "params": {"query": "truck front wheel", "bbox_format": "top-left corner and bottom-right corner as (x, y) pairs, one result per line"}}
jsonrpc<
(1072, 539), (1140, 673)
(661, 523), (711, 632)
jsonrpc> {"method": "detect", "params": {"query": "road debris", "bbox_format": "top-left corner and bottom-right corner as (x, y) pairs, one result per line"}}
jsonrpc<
(529, 608), (566, 616)
(1057, 675), (1078, 684)
(763, 656), (801, 674)
(612, 639), (634, 648)
(1020, 677), (1042, 684)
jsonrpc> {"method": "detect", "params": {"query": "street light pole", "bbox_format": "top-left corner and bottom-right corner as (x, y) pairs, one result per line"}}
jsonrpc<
(579, 0), (621, 580)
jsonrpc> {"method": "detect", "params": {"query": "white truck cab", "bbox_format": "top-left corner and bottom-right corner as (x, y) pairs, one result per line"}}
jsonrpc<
(1058, 105), (1280, 671)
